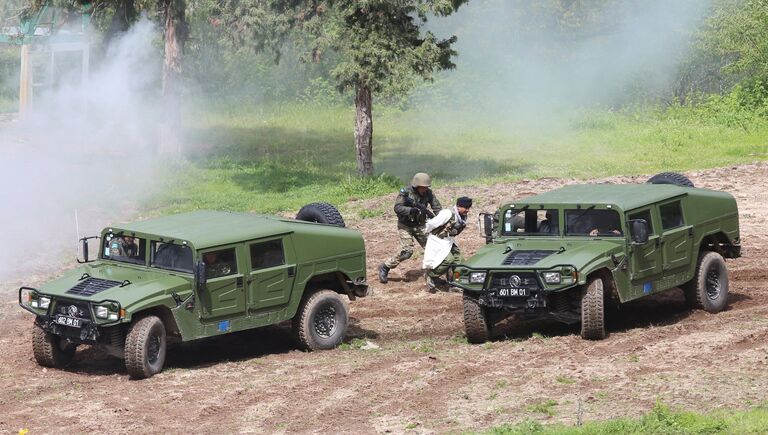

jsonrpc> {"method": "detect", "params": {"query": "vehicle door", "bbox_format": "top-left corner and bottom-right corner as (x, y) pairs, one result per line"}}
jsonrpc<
(199, 246), (246, 320)
(658, 199), (693, 273)
(246, 235), (297, 311)
(627, 208), (662, 298)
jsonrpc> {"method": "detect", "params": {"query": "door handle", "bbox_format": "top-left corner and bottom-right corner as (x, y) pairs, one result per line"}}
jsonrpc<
(287, 266), (295, 277)
(236, 277), (244, 287)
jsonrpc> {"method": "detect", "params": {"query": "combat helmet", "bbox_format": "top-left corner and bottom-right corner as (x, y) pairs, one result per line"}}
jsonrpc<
(411, 172), (431, 188)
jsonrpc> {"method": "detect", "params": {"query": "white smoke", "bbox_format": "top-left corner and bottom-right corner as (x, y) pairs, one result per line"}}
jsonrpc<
(0, 18), (161, 283)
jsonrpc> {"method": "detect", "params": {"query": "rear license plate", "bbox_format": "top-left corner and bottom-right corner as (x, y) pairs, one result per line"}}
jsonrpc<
(55, 315), (82, 328)
(497, 288), (529, 297)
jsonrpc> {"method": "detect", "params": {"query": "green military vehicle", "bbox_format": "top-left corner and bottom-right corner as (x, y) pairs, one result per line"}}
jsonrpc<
(19, 203), (368, 378)
(453, 173), (741, 342)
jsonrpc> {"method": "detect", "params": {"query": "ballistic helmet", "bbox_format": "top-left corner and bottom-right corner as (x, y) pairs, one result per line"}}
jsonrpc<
(411, 172), (431, 188)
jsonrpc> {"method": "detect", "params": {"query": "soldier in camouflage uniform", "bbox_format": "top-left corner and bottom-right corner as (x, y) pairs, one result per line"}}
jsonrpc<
(378, 172), (442, 283)
(204, 252), (233, 279)
(108, 236), (138, 258)
(424, 196), (472, 292)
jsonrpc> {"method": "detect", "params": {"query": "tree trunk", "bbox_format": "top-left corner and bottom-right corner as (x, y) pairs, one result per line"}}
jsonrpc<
(104, 0), (136, 47)
(159, 0), (186, 155)
(354, 81), (374, 176)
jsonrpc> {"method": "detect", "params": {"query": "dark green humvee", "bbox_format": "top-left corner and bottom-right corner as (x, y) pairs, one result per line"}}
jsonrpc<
(454, 173), (740, 342)
(19, 204), (368, 378)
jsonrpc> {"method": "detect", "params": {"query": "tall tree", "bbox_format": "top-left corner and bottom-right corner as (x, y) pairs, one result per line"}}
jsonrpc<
(160, 0), (187, 155)
(221, 0), (467, 176)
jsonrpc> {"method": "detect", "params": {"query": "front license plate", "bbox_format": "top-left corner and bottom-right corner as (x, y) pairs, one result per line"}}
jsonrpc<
(55, 315), (82, 328)
(497, 288), (529, 297)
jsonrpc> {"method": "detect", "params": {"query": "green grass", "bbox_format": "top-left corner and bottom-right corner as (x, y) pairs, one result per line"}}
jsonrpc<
(145, 101), (768, 215)
(484, 401), (768, 434)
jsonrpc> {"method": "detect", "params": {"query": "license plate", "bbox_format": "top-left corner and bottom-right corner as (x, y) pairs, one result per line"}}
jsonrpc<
(497, 288), (529, 297)
(55, 315), (82, 328)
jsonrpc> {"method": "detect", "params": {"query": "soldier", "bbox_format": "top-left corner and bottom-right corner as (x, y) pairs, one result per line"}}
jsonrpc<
(423, 196), (472, 292)
(378, 172), (442, 283)
(203, 252), (233, 278)
(109, 235), (138, 258)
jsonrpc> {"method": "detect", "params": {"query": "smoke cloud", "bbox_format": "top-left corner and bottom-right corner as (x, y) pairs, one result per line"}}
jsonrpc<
(0, 18), (161, 283)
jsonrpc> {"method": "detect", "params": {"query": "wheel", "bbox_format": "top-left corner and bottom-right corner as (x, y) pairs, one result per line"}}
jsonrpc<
(293, 290), (348, 350)
(581, 277), (606, 340)
(683, 251), (729, 313)
(646, 172), (694, 187)
(32, 324), (76, 368)
(463, 293), (491, 343)
(125, 316), (167, 379)
(295, 202), (345, 227)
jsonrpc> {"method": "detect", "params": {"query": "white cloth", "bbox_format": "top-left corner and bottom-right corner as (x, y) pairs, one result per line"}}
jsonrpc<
(422, 208), (455, 269)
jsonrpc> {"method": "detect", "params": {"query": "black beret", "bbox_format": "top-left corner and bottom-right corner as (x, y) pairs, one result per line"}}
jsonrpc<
(456, 196), (472, 208)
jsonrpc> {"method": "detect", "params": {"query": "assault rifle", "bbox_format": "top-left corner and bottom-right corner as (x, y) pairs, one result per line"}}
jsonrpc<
(402, 196), (435, 219)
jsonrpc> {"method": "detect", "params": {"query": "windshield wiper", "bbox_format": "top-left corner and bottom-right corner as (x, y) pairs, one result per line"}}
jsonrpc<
(570, 205), (596, 229)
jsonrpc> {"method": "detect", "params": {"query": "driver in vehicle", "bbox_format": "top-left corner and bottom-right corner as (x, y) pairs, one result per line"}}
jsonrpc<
(109, 236), (139, 258)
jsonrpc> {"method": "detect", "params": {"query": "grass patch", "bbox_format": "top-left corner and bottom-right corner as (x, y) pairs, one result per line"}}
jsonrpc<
(555, 376), (576, 385)
(144, 101), (768, 216)
(484, 401), (768, 434)
(526, 399), (559, 417)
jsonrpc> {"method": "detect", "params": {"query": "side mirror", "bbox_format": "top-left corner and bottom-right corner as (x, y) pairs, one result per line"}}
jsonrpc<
(194, 260), (207, 290)
(479, 212), (495, 244)
(629, 219), (650, 244)
(76, 236), (100, 264)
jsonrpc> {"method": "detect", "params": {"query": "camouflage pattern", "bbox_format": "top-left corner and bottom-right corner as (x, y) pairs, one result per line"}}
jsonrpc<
(206, 261), (233, 278)
(430, 207), (467, 239)
(394, 185), (442, 228)
(383, 222), (428, 269)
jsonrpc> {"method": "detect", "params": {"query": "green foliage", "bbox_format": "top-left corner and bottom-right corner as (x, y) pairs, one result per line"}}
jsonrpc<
(485, 401), (768, 434)
(526, 399), (558, 417)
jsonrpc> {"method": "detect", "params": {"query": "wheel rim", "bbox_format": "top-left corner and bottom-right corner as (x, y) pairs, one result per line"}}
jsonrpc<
(147, 333), (161, 365)
(705, 266), (721, 300)
(314, 304), (337, 338)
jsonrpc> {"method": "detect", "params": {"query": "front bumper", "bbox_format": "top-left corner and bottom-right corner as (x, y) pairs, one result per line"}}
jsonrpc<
(19, 287), (123, 343)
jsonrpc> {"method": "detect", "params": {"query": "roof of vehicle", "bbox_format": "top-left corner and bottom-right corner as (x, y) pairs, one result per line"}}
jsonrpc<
(511, 183), (714, 211)
(109, 210), (314, 249)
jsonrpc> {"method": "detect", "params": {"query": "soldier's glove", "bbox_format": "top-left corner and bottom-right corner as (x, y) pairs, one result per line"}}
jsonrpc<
(409, 207), (420, 216)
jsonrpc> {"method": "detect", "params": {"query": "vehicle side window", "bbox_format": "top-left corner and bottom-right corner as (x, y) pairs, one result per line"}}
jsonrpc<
(628, 209), (654, 235)
(250, 239), (285, 270)
(659, 201), (684, 230)
(202, 248), (237, 279)
(151, 242), (193, 273)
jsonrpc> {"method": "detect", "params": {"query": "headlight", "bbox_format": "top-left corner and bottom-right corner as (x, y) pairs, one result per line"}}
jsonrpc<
(39, 296), (51, 309)
(542, 272), (561, 284)
(21, 289), (36, 307)
(94, 306), (109, 319)
(469, 272), (487, 284)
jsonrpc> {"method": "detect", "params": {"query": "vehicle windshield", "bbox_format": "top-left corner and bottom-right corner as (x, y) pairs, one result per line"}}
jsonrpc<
(102, 234), (146, 265)
(150, 241), (193, 273)
(565, 208), (623, 237)
(501, 208), (560, 236)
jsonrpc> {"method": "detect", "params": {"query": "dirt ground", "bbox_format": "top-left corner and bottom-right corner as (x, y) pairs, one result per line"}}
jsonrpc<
(1, 164), (767, 434)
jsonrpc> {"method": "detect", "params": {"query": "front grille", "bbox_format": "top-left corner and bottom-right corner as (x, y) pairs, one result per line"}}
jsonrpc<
(54, 300), (90, 319)
(501, 250), (555, 266)
(490, 272), (541, 291)
(66, 277), (121, 296)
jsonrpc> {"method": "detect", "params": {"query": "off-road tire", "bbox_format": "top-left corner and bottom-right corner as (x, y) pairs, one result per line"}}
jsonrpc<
(295, 202), (345, 227)
(32, 324), (76, 368)
(683, 251), (729, 313)
(463, 293), (491, 343)
(581, 277), (607, 340)
(646, 172), (695, 188)
(293, 290), (348, 351)
(125, 316), (167, 379)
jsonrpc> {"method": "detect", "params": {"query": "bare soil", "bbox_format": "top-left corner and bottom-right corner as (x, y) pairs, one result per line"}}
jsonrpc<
(2, 164), (768, 434)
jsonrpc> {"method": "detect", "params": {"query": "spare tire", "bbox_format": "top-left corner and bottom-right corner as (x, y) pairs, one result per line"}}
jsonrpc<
(646, 172), (694, 188)
(295, 202), (345, 227)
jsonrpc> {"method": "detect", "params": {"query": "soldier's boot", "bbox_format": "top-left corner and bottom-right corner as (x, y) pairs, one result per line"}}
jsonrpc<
(378, 263), (390, 284)
(425, 275), (438, 293)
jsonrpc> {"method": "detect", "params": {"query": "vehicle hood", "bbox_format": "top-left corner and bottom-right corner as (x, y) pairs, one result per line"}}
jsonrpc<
(35, 262), (190, 307)
(462, 238), (624, 271)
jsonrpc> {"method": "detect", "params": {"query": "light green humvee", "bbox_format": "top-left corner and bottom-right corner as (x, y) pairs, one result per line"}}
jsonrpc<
(454, 173), (741, 342)
(19, 203), (368, 378)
